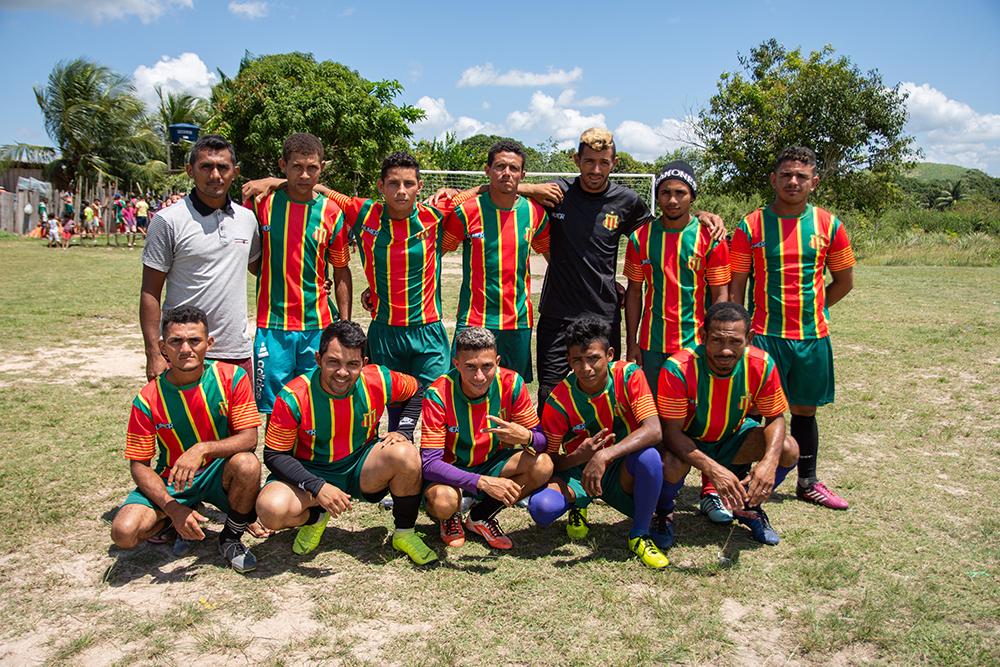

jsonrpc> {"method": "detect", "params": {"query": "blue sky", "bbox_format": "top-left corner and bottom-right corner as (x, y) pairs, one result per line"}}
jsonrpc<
(2, 0), (999, 174)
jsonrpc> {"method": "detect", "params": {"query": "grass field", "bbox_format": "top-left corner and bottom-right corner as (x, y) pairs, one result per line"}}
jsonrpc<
(0, 236), (998, 666)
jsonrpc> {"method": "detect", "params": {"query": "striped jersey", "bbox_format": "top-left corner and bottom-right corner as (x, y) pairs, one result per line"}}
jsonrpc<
(657, 345), (788, 443)
(730, 204), (855, 340)
(421, 367), (538, 468)
(246, 191), (350, 331)
(332, 191), (448, 327)
(624, 216), (731, 354)
(442, 193), (550, 330)
(125, 362), (261, 478)
(542, 360), (657, 455)
(265, 365), (417, 462)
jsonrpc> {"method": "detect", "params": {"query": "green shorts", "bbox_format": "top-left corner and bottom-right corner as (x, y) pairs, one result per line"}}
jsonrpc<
(266, 442), (378, 500)
(556, 456), (634, 517)
(640, 348), (676, 398)
(122, 457), (231, 514)
(367, 320), (450, 386)
(453, 326), (533, 383)
(752, 334), (834, 406)
(694, 417), (760, 473)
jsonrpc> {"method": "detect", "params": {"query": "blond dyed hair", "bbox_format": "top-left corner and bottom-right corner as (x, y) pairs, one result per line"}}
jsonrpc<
(577, 127), (616, 157)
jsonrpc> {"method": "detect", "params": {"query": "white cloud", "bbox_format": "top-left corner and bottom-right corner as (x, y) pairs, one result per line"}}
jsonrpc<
(613, 118), (698, 162)
(228, 1), (268, 19)
(452, 116), (502, 139)
(506, 91), (606, 147)
(413, 96), (453, 130)
(410, 97), (500, 140)
(132, 53), (217, 109)
(556, 89), (613, 108)
(901, 82), (1000, 173)
(4, 0), (192, 23)
(458, 63), (583, 88)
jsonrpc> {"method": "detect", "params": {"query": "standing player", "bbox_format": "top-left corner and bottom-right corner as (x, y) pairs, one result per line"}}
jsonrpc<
(657, 302), (799, 545)
(529, 318), (668, 569)
(255, 320), (436, 565)
(441, 140), (550, 382)
(730, 147), (855, 509)
(110, 306), (263, 573)
(421, 327), (553, 550)
(245, 133), (352, 417)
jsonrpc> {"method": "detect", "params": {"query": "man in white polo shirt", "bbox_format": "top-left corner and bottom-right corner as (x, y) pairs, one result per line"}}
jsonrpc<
(140, 135), (261, 380)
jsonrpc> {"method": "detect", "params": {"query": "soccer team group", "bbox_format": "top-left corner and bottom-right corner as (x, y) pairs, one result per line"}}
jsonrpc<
(110, 126), (856, 572)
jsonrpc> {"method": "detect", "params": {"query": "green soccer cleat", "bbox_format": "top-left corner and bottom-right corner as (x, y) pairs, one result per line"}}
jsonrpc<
(391, 530), (439, 565)
(292, 511), (329, 555)
(628, 535), (670, 569)
(566, 507), (590, 540)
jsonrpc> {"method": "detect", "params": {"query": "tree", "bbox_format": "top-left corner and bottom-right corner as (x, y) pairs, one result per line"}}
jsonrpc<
(695, 39), (917, 213)
(155, 86), (209, 169)
(207, 52), (422, 197)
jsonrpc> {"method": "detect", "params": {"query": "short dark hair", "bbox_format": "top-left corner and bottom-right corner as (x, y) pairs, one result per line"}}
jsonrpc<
(487, 140), (526, 169)
(188, 134), (237, 166)
(282, 133), (324, 162)
(380, 151), (421, 180)
(703, 302), (751, 334)
(318, 320), (367, 357)
(773, 146), (816, 172)
(454, 327), (497, 354)
(565, 317), (611, 352)
(161, 305), (209, 337)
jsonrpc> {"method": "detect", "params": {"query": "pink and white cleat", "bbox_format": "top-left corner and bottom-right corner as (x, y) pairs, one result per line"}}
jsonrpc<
(796, 481), (849, 510)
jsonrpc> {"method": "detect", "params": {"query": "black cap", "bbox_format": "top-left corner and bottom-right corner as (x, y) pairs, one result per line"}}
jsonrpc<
(654, 160), (697, 199)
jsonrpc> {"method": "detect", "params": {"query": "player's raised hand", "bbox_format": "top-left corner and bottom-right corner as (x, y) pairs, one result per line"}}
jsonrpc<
(168, 444), (206, 492)
(316, 483), (353, 518)
(483, 415), (532, 449)
(477, 475), (521, 506)
(577, 428), (615, 457)
(166, 502), (208, 541)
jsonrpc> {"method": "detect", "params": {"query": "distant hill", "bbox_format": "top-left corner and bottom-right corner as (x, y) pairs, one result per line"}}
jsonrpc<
(903, 163), (1000, 203)
(907, 162), (983, 183)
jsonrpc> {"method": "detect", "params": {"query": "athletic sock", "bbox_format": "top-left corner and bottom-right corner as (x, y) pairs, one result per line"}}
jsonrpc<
(303, 506), (324, 526)
(657, 478), (685, 515)
(469, 496), (504, 522)
(219, 509), (255, 544)
(528, 488), (571, 527)
(701, 473), (718, 498)
(774, 464), (796, 490)
(390, 493), (421, 530)
(625, 448), (663, 538)
(386, 405), (402, 433)
(791, 414), (819, 486)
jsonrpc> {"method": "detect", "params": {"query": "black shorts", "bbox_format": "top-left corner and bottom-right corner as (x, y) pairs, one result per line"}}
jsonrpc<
(535, 312), (621, 407)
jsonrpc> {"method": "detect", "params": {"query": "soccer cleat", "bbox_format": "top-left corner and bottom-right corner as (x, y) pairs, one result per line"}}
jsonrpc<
(391, 531), (439, 565)
(219, 540), (257, 573)
(796, 481), (849, 510)
(566, 507), (590, 540)
(699, 493), (734, 524)
(650, 512), (676, 550)
(464, 515), (513, 550)
(736, 506), (780, 545)
(628, 535), (670, 569)
(439, 513), (466, 548)
(292, 511), (329, 555)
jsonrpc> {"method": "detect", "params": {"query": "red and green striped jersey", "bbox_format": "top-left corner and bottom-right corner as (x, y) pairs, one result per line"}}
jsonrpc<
(442, 193), (550, 330)
(657, 345), (788, 443)
(542, 360), (657, 455)
(246, 191), (350, 331)
(624, 216), (731, 354)
(333, 192), (448, 327)
(730, 204), (855, 340)
(125, 362), (260, 479)
(265, 365), (418, 462)
(421, 367), (538, 468)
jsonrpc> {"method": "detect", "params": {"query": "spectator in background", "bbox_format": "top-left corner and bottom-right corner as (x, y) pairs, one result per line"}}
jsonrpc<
(61, 214), (74, 249)
(124, 197), (138, 248)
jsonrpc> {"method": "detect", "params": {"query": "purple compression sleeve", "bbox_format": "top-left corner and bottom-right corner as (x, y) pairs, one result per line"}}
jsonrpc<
(420, 448), (481, 494)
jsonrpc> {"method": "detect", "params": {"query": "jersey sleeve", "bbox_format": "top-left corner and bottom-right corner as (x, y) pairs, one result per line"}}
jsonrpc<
(826, 217), (856, 272)
(264, 393), (300, 452)
(623, 364), (658, 422)
(753, 357), (789, 418)
(326, 204), (351, 268)
(508, 374), (540, 429)
(325, 190), (356, 216)
(125, 394), (157, 462)
(623, 233), (644, 282)
(656, 361), (691, 421)
(705, 236), (732, 286)
(530, 203), (550, 255)
(729, 220), (753, 274)
(623, 192), (654, 236)
(419, 388), (448, 450)
(228, 367), (262, 431)
(388, 369), (419, 404)
(440, 208), (466, 253)
(540, 399), (568, 455)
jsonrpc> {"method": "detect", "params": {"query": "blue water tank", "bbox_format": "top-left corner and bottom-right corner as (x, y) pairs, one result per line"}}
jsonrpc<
(168, 123), (200, 143)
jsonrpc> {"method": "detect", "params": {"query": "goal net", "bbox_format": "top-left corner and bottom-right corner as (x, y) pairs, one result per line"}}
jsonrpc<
(420, 171), (656, 211)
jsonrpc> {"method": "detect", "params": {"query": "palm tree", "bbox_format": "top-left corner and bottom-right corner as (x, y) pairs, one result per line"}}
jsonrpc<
(155, 85), (209, 169)
(933, 180), (963, 210)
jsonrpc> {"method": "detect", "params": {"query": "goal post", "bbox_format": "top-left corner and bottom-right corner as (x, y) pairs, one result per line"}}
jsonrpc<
(420, 170), (657, 211)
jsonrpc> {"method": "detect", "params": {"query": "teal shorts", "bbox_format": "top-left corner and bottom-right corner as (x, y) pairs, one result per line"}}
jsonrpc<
(122, 457), (231, 514)
(640, 348), (674, 398)
(367, 320), (449, 386)
(694, 417), (760, 473)
(254, 327), (322, 413)
(452, 326), (533, 383)
(752, 334), (834, 407)
(266, 443), (378, 500)
(557, 456), (634, 517)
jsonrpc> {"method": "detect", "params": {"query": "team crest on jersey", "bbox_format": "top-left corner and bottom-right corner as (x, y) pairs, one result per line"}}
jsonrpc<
(687, 255), (704, 272)
(312, 227), (329, 244)
(362, 411), (377, 429)
(498, 408), (509, 421)
(737, 394), (751, 412)
(217, 400), (229, 417)
(601, 212), (620, 231)
(155, 422), (173, 430)
(809, 234), (829, 251)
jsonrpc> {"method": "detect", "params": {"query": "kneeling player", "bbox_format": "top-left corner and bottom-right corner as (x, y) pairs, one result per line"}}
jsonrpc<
(529, 318), (669, 569)
(421, 327), (553, 550)
(110, 306), (262, 573)
(255, 320), (436, 565)
(657, 302), (799, 545)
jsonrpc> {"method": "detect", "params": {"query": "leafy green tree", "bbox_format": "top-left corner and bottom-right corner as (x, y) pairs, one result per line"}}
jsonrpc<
(207, 52), (422, 196)
(695, 39), (917, 213)
(155, 86), (209, 169)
